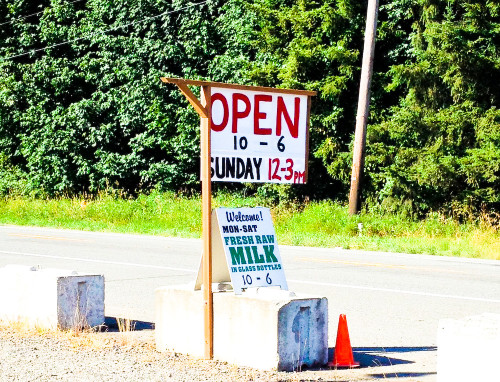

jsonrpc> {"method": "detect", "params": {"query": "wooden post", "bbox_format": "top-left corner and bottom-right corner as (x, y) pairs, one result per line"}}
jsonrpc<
(348, 0), (379, 215)
(161, 77), (213, 358)
(200, 85), (213, 359)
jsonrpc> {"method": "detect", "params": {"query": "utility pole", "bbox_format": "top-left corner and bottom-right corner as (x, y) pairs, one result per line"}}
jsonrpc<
(348, 0), (379, 215)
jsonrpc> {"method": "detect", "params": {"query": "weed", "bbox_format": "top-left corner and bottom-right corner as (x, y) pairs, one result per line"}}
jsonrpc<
(117, 318), (135, 333)
(0, 194), (498, 259)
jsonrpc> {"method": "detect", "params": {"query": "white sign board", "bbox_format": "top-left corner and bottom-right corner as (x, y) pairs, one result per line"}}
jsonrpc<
(210, 87), (310, 184)
(214, 207), (288, 294)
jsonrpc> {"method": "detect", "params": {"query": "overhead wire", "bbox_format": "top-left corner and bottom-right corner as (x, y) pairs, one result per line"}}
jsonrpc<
(0, 0), (87, 27)
(1, 0), (210, 61)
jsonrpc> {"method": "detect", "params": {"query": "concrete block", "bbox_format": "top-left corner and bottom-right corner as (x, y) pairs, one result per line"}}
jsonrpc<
(155, 285), (328, 371)
(0, 265), (104, 330)
(437, 313), (500, 382)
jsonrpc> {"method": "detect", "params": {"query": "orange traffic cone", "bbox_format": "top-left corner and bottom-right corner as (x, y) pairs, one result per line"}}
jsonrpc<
(328, 314), (360, 368)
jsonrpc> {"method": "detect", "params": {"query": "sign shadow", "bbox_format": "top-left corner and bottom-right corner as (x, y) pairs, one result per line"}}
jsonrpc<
(350, 346), (437, 367)
(103, 316), (154, 332)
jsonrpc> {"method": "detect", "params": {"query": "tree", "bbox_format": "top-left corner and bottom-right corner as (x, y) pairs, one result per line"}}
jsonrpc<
(0, 0), (225, 195)
(363, 0), (500, 215)
(212, 0), (366, 199)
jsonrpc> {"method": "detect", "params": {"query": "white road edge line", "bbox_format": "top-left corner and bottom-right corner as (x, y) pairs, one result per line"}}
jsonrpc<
(0, 250), (195, 274)
(288, 279), (500, 304)
(2, 250), (499, 304)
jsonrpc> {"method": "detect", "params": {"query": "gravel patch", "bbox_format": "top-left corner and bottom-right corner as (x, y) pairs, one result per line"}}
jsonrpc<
(0, 325), (355, 382)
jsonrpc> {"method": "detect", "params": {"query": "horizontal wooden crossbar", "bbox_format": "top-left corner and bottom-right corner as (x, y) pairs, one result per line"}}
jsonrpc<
(160, 77), (317, 96)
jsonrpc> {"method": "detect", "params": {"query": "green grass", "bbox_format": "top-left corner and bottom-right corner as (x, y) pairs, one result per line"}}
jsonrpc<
(0, 192), (498, 260)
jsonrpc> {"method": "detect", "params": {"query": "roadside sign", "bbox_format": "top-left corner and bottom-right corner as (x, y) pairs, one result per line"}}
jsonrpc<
(210, 87), (310, 184)
(161, 77), (315, 359)
(210, 207), (289, 295)
(194, 207), (288, 295)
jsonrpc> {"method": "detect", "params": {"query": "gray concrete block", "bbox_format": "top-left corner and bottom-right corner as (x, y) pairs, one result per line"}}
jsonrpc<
(155, 285), (328, 371)
(0, 265), (104, 330)
(437, 313), (500, 382)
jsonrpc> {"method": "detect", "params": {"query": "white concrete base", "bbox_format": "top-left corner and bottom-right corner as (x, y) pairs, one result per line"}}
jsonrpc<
(0, 265), (104, 330)
(437, 313), (500, 382)
(155, 285), (328, 371)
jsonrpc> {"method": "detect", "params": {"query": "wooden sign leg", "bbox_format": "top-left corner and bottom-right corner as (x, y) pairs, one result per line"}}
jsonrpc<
(200, 85), (213, 359)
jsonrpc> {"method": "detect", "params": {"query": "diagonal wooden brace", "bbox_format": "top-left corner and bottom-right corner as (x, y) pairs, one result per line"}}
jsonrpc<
(161, 77), (208, 118)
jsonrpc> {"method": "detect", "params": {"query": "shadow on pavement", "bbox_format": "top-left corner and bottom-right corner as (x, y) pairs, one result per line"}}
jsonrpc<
(327, 346), (436, 367)
(103, 316), (154, 331)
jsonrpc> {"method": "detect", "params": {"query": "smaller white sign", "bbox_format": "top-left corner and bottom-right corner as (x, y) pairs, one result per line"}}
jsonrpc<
(215, 207), (288, 294)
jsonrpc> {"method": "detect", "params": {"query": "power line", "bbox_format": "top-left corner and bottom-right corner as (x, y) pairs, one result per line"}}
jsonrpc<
(1, 0), (210, 61)
(0, 0), (87, 27)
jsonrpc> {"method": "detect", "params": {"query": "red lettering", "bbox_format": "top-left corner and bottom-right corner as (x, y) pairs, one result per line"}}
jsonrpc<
(276, 96), (300, 138)
(294, 171), (305, 184)
(254, 94), (272, 135)
(284, 158), (294, 180)
(211, 93), (229, 132)
(232, 93), (251, 133)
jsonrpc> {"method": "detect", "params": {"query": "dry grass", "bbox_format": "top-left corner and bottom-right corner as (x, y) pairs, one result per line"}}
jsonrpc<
(0, 319), (51, 337)
(0, 318), (144, 351)
(117, 317), (135, 332)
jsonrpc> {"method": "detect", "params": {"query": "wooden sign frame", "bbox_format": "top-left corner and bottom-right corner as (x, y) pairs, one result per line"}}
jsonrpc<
(161, 77), (316, 359)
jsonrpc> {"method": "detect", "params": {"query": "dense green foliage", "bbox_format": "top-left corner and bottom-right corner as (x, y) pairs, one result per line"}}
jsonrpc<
(1, 0), (499, 217)
(1, 0), (220, 194)
(364, 1), (500, 216)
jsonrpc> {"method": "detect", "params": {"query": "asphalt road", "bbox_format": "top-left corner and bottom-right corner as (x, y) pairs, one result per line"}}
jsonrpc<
(1, 224), (499, 381)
